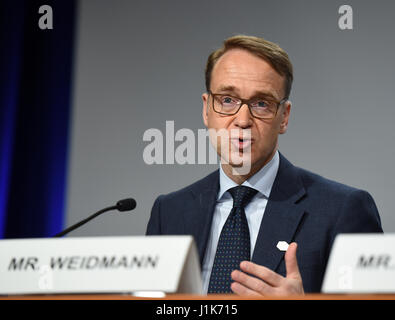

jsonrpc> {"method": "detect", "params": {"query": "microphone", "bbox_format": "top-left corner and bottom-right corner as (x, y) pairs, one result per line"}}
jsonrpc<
(54, 198), (137, 237)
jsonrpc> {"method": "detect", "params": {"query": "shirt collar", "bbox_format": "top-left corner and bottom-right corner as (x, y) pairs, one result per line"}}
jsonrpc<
(218, 150), (280, 200)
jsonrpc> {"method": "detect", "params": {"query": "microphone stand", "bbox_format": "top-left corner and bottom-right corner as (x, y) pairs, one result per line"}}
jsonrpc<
(54, 205), (117, 237)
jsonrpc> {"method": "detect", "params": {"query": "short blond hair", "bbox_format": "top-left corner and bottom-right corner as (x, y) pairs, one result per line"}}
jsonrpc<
(205, 35), (293, 98)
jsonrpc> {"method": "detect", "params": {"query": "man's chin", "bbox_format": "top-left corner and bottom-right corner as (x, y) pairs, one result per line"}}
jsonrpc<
(221, 154), (252, 176)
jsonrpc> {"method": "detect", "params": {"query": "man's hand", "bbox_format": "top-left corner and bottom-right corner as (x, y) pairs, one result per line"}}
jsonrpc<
(230, 242), (304, 296)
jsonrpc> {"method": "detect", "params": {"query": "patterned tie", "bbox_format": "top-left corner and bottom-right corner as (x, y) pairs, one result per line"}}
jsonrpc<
(208, 186), (258, 293)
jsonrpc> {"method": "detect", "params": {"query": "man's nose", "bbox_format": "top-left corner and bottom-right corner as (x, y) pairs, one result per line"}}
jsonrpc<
(234, 103), (253, 128)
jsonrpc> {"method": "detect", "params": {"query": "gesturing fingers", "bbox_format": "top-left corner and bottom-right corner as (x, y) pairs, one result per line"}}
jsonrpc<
(285, 242), (301, 280)
(240, 261), (284, 287)
(230, 279), (263, 297)
(230, 261), (284, 295)
(284, 242), (304, 294)
(230, 243), (304, 296)
(231, 269), (276, 296)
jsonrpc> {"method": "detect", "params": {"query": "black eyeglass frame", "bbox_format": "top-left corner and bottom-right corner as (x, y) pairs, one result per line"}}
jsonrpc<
(208, 91), (288, 120)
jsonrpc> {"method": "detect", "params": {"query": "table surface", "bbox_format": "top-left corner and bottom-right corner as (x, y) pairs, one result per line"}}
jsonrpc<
(1, 293), (395, 300)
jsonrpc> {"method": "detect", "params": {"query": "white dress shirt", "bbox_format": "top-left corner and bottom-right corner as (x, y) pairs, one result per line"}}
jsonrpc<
(201, 150), (280, 293)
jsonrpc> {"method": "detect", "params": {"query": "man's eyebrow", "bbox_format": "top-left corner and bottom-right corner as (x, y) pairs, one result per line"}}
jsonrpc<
(216, 86), (277, 100)
(217, 85), (238, 93)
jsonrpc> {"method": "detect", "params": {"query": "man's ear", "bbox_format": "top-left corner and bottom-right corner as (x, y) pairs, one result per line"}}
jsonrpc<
(202, 92), (209, 127)
(279, 100), (291, 134)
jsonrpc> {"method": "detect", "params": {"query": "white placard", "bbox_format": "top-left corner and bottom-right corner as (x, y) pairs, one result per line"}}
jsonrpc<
(0, 236), (202, 295)
(322, 233), (395, 293)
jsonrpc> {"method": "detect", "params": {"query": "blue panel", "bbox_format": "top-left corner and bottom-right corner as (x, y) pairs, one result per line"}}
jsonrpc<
(0, 1), (25, 238)
(0, 0), (76, 238)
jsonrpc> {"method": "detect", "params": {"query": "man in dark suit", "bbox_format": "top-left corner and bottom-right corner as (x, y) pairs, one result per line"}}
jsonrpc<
(146, 35), (382, 295)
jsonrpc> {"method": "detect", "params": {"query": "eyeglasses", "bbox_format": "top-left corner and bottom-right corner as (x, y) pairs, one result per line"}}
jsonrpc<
(208, 91), (288, 120)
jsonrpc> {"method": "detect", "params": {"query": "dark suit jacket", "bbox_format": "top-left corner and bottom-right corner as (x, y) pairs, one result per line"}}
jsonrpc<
(146, 153), (383, 293)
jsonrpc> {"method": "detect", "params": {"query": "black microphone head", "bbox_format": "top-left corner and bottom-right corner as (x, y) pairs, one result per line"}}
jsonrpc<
(116, 198), (136, 212)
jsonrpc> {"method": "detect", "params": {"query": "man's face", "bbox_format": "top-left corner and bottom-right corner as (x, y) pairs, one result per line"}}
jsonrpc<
(202, 48), (291, 177)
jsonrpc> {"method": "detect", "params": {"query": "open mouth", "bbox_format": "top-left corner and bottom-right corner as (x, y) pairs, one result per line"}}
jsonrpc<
(231, 137), (252, 150)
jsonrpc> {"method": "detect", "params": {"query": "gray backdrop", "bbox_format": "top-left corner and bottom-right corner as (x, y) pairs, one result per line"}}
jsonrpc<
(66, 0), (395, 236)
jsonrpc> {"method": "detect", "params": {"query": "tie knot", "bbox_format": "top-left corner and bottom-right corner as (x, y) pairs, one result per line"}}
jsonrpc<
(228, 186), (258, 209)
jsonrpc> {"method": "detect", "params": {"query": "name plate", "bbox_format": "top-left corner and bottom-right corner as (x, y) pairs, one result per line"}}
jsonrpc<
(322, 233), (395, 293)
(0, 236), (202, 295)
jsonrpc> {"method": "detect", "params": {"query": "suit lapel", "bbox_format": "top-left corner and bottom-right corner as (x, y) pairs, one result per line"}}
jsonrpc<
(184, 171), (219, 266)
(183, 154), (306, 271)
(252, 154), (306, 272)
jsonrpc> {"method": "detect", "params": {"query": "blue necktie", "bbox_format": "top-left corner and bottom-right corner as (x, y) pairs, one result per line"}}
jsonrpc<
(208, 186), (258, 293)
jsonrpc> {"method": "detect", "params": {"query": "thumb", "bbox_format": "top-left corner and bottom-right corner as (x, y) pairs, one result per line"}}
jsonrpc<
(285, 242), (301, 279)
